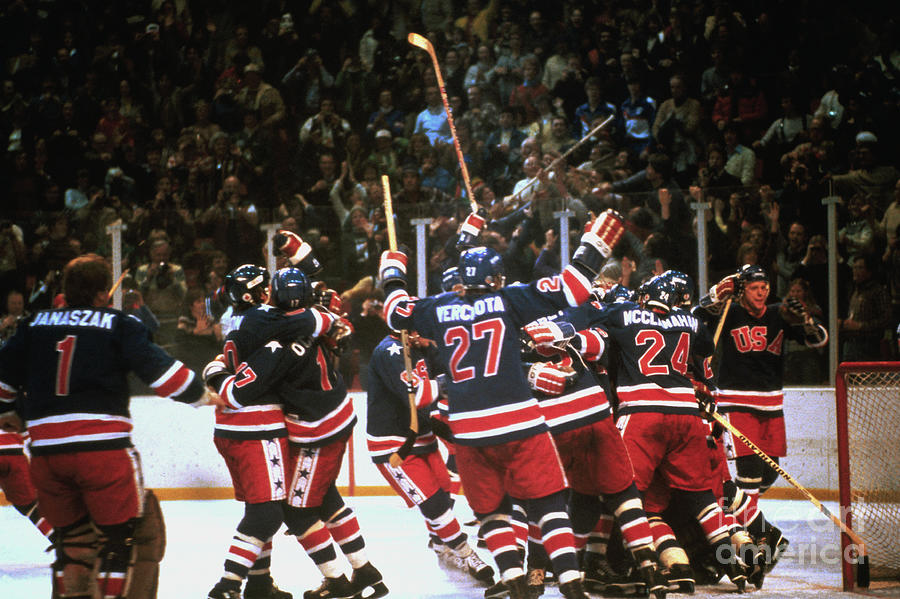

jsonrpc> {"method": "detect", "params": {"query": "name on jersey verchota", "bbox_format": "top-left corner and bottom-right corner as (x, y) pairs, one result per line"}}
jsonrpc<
(30, 309), (116, 330)
(623, 309), (698, 332)
(436, 296), (505, 322)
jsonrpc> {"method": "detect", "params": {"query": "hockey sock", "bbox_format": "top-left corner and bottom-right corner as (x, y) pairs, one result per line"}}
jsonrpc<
(14, 500), (55, 539)
(246, 538), (274, 587)
(478, 511), (523, 581)
(735, 456), (764, 527)
(296, 520), (345, 578)
(220, 502), (283, 586)
(604, 483), (655, 553)
(419, 490), (466, 550)
(527, 521), (550, 569)
(568, 492), (603, 553)
(510, 499), (528, 554)
(527, 491), (581, 585)
(676, 490), (732, 549)
(647, 514), (689, 568)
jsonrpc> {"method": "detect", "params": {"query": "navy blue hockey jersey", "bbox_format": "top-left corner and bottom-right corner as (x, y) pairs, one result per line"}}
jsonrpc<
(0, 307), (205, 455)
(582, 301), (714, 416)
(695, 302), (825, 414)
(214, 337), (355, 446)
(385, 272), (590, 446)
(366, 334), (440, 463)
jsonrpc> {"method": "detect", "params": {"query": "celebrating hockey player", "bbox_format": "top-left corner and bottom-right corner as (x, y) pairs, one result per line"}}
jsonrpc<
(380, 209), (626, 599)
(577, 274), (762, 592)
(0, 253), (213, 599)
(204, 267), (386, 599)
(696, 264), (827, 571)
(366, 328), (494, 586)
(520, 312), (667, 598)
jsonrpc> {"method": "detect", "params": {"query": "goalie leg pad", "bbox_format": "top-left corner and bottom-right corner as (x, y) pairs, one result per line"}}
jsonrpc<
(52, 518), (99, 598)
(126, 490), (166, 599)
(95, 520), (138, 599)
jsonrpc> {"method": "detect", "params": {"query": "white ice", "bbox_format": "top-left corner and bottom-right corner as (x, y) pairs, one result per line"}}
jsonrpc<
(1, 497), (895, 598)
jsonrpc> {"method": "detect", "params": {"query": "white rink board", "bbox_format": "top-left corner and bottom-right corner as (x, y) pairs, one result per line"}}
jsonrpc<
(131, 388), (840, 492)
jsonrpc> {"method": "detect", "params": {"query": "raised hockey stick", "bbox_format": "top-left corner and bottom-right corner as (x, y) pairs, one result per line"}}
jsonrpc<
(708, 409), (870, 587)
(108, 268), (130, 297)
(503, 114), (614, 205)
(382, 175), (420, 467)
(408, 33), (477, 213)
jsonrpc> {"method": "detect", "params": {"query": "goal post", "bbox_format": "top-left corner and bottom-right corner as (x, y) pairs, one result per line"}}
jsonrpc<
(836, 361), (900, 591)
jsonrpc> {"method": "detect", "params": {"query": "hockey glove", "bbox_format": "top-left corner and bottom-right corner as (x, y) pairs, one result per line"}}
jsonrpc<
(693, 380), (718, 421)
(572, 209), (625, 275)
(523, 320), (576, 348)
(274, 230), (322, 275)
(781, 296), (809, 323)
(322, 315), (353, 355)
(527, 362), (577, 396)
(312, 281), (345, 315)
(379, 250), (408, 287)
(456, 209), (486, 251)
(708, 274), (740, 304)
(202, 355), (229, 391)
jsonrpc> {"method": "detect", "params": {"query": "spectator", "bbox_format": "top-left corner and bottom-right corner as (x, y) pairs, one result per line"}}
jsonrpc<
(840, 254), (892, 361)
(299, 96), (352, 157)
(652, 73), (703, 185)
(0, 289), (28, 346)
(235, 63), (286, 133)
(573, 77), (617, 139)
(366, 89), (406, 141)
(838, 192), (877, 263)
(782, 277), (826, 384)
(413, 85), (452, 147)
(722, 122), (757, 186)
(508, 55), (548, 126)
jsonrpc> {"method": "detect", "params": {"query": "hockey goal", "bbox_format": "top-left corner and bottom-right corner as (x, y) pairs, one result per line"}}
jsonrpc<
(836, 361), (900, 591)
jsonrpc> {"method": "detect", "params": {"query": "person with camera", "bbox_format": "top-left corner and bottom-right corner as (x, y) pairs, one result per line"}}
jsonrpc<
(299, 96), (351, 157)
(0, 289), (29, 346)
(134, 235), (187, 348)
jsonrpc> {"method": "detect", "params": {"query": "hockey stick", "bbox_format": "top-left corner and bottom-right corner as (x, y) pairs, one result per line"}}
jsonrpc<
(709, 410), (870, 587)
(503, 114), (614, 205)
(108, 268), (130, 297)
(709, 296), (733, 378)
(382, 175), (420, 467)
(408, 33), (477, 213)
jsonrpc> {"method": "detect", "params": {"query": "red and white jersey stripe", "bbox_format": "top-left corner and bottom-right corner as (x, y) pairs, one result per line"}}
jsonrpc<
(214, 404), (287, 440)
(616, 383), (699, 416)
(285, 393), (357, 446)
(714, 389), (784, 414)
(26, 413), (133, 453)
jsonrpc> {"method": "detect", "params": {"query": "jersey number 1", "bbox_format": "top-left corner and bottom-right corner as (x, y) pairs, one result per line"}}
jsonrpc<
(55, 335), (77, 396)
(444, 317), (506, 383)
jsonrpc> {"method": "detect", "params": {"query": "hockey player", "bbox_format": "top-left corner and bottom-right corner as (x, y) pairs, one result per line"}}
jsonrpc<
(205, 267), (386, 599)
(520, 314), (667, 599)
(575, 274), (761, 592)
(366, 329), (494, 586)
(696, 264), (827, 571)
(0, 253), (212, 599)
(380, 209), (627, 599)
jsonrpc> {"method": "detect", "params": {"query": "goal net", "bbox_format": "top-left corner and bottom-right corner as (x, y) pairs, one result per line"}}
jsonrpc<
(836, 362), (900, 591)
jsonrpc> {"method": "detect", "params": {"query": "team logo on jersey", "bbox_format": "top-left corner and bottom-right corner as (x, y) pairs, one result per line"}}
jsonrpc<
(730, 326), (783, 355)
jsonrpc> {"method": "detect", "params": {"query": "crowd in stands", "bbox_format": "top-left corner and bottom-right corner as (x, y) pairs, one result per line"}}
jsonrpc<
(2, 0), (899, 383)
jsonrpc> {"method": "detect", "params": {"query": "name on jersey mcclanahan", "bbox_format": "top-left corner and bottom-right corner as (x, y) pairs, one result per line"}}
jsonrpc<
(623, 309), (698, 331)
(30, 309), (116, 330)
(437, 296), (505, 322)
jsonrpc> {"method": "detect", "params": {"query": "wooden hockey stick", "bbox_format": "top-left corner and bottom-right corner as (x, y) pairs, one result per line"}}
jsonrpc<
(709, 410), (869, 587)
(408, 33), (477, 212)
(503, 114), (614, 205)
(108, 268), (130, 297)
(382, 175), (420, 467)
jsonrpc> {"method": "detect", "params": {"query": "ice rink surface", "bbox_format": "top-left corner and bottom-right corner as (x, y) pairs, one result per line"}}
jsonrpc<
(2, 497), (899, 599)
